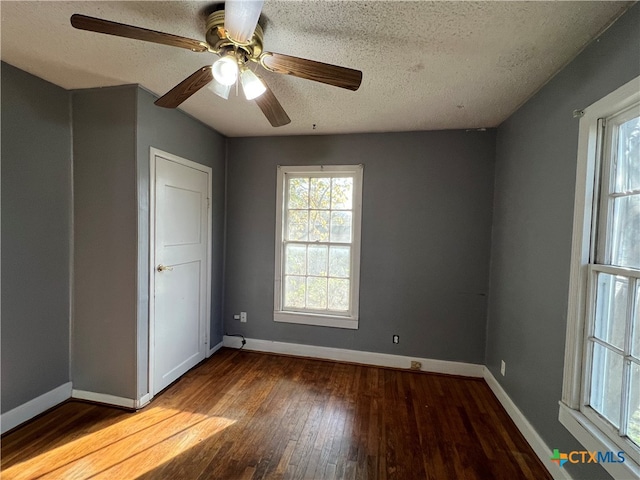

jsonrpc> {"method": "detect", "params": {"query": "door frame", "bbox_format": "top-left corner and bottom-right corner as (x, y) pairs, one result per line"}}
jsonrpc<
(148, 147), (212, 399)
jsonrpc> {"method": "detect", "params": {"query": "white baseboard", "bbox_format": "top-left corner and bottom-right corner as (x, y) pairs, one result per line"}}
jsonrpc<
(207, 340), (224, 358)
(136, 393), (151, 409)
(222, 335), (485, 378)
(1, 382), (72, 434)
(72, 389), (136, 409)
(483, 368), (572, 480)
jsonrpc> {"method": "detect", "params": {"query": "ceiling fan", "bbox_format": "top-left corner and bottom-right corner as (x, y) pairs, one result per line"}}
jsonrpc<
(70, 0), (363, 127)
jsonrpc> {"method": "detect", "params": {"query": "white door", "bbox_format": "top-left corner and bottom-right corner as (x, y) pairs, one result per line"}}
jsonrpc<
(151, 149), (211, 395)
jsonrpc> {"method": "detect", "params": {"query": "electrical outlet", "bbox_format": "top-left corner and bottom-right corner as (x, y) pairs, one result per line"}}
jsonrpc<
(233, 314), (240, 320)
(393, 335), (399, 344)
(500, 360), (506, 376)
(240, 312), (247, 323)
(410, 361), (422, 371)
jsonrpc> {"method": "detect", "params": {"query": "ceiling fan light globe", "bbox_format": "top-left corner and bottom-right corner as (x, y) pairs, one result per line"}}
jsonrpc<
(209, 80), (232, 100)
(240, 69), (267, 100)
(212, 57), (239, 86)
(224, 0), (264, 44)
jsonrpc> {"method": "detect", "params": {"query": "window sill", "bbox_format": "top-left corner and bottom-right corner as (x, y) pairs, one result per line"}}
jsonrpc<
(558, 402), (640, 479)
(274, 311), (358, 329)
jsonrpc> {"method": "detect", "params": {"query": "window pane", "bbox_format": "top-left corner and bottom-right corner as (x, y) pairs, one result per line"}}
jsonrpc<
(627, 362), (640, 448)
(330, 211), (352, 242)
(331, 177), (353, 210)
(307, 245), (328, 276)
(590, 342), (623, 428)
(287, 210), (309, 241)
(614, 115), (640, 193)
(328, 278), (350, 311)
(309, 210), (330, 242)
(288, 177), (309, 209)
(610, 194), (640, 269)
(329, 246), (350, 278)
(306, 277), (327, 309)
(284, 276), (306, 308)
(310, 177), (331, 209)
(285, 244), (306, 275)
(594, 273), (628, 350)
(634, 283), (640, 359)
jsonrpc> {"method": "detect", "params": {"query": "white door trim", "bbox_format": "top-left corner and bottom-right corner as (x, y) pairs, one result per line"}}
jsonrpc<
(149, 147), (212, 399)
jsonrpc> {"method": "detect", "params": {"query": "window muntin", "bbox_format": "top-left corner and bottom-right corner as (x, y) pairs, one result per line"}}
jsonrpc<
(583, 106), (640, 459)
(274, 165), (363, 329)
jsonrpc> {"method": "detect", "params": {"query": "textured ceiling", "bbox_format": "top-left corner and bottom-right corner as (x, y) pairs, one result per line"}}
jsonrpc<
(0, 1), (632, 137)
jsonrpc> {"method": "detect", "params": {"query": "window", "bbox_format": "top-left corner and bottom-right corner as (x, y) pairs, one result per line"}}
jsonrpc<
(274, 165), (363, 329)
(584, 107), (640, 455)
(561, 76), (640, 478)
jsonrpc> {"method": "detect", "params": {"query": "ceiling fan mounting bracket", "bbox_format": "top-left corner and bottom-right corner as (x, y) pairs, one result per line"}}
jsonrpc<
(205, 10), (263, 61)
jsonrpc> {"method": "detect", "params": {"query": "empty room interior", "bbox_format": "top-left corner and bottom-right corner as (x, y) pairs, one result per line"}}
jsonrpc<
(2, 1), (640, 479)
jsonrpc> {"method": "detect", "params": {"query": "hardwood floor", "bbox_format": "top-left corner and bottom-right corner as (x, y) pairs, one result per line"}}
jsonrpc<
(2, 348), (552, 479)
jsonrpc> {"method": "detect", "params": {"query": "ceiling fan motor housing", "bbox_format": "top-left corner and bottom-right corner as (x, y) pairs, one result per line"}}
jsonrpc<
(205, 10), (264, 62)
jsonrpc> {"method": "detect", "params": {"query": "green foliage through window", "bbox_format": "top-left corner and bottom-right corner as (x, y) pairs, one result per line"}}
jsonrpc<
(283, 175), (354, 313)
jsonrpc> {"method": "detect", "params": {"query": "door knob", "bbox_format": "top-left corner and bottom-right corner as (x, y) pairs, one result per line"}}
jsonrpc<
(157, 264), (173, 272)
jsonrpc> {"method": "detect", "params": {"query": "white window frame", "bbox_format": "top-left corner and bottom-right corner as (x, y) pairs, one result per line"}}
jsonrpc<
(274, 164), (363, 330)
(560, 76), (640, 479)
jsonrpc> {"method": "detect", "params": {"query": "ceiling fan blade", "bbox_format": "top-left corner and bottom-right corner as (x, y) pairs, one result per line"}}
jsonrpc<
(255, 82), (291, 127)
(70, 14), (209, 52)
(261, 53), (362, 91)
(224, 0), (264, 44)
(155, 67), (213, 108)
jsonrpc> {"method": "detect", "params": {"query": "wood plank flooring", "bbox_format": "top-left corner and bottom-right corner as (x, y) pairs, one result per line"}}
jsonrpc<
(1, 348), (552, 480)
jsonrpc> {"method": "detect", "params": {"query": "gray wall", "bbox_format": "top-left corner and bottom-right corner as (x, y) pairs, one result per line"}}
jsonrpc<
(0, 71), (225, 410)
(72, 86), (139, 399)
(72, 85), (226, 401)
(136, 87), (226, 398)
(1, 62), (72, 412)
(225, 131), (495, 363)
(485, 4), (640, 480)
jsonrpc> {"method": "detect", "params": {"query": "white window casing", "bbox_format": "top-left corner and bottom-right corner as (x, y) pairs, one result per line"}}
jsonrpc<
(274, 165), (363, 329)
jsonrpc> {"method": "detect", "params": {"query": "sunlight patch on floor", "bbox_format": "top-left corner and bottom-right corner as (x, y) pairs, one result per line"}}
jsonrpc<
(3, 407), (235, 480)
